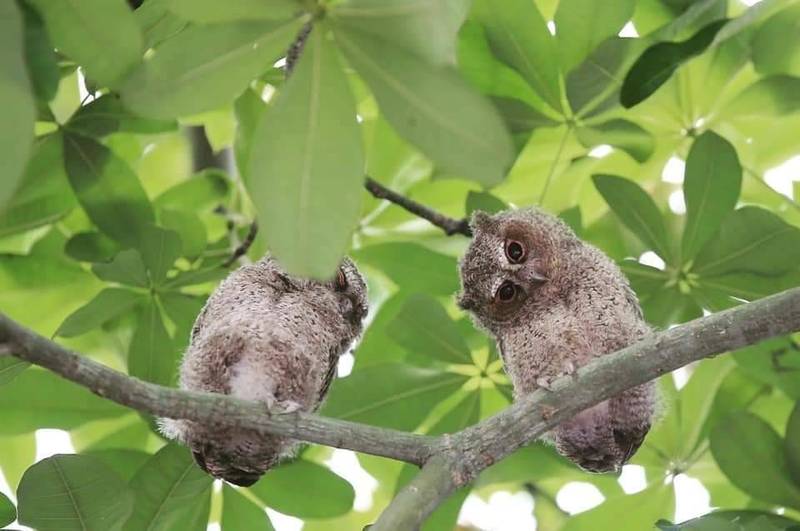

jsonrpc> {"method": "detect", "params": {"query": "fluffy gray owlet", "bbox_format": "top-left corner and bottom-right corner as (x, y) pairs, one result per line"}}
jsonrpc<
(160, 256), (368, 486)
(457, 208), (654, 473)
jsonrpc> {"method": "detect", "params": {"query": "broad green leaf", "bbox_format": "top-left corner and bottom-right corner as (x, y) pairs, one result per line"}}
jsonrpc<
(554, 0), (636, 72)
(249, 460), (354, 518)
(234, 88), (267, 180)
(562, 484), (674, 531)
(134, 0), (187, 49)
(620, 19), (727, 108)
(694, 206), (800, 276)
(17, 454), (134, 531)
(386, 293), (471, 363)
(159, 291), (205, 346)
(137, 225), (182, 285)
(334, 24), (514, 186)
(322, 363), (467, 430)
(0, 433), (35, 490)
(0, 133), (75, 238)
(331, 0), (470, 65)
(160, 208), (207, 258)
(681, 131), (742, 262)
(120, 18), (302, 118)
(163, 266), (230, 290)
(124, 444), (212, 531)
(593, 174), (673, 263)
(720, 76), (800, 119)
(128, 298), (179, 386)
(732, 336), (800, 400)
(222, 485), (274, 531)
(0, 0), (35, 209)
(658, 511), (800, 530)
(154, 169), (230, 211)
(559, 205), (583, 236)
(65, 232), (121, 263)
(56, 288), (144, 338)
(575, 119), (655, 163)
(0, 369), (127, 435)
(66, 95), (177, 137)
(92, 249), (150, 288)
(353, 242), (459, 296)
(785, 402), (800, 484)
(63, 133), (155, 248)
(710, 411), (800, 510)
(87, 449), (152, 483)
(752, 4), (800, 77)
(18, 0), (59, 102)
(247, 27), (363, 278)
(0, 492), (13, 528)
(0, 357), (29, 386)
(466, 191), (508, 215)
(473, 0), (562, 111)
(28, 0), (142, 87)
(711, 0), (799, 46)
(170, 0), (300, 22)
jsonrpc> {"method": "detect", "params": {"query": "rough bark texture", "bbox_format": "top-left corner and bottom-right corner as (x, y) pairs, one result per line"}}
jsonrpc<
(1, 286), (799, 529)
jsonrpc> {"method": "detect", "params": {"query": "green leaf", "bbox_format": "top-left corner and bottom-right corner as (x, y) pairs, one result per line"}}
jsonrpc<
(63, 133), (155, 248)
(222, 485), (274, 531)
(234, 88), (267, 180)
(710, 411), (800, 511)
(732, 336), (800, 400)
(473, 0), (562, 111)
(154, 169), (230, 211)
(17, 454), (134, 531)
(86, 449), (152, 483)
(562, 484), (674, 531)
(466, 191), (508, 215)
(120, 18), (302, 118)
(171, 0), (299, 22)
(28, 0), (142, 87)
(785, 402), (800, 484)
(66, 95), (177, 137)
(65, 232), (121, 263)
(124, 444), (212, 531)
(575, 119), (655, 163)
(18, 0), (60, 102)
(720, 76), (800, 119)
(554, 0), (636, 72)
(353, 243), (459, 296)
(752, 4), (800, 77)
(322, 363), (467, 430)
(56, 288), (144, 338)
(0, 357), (30, 386)
(0, 133), (76, 238)
(0, 0), (35, 210)
(592, 174), (673, 263)
(658, 511), (800, 530)
(134, 0), (187, 49)
(246, 27), (363, 278)
(128, 298), (179, 386)
(620, 19), (727, 108)
(92, 249), (150, 288)
(694, 206), (800, 276)
(0, 433), (35, 489)
(160, 208), (207, 258)
(386, 293), (471, 363)
(0, 369), (127, 435)
(137, 225), (182, 285)
(333, 24), (514, 187)
(331, 0), (470, 65)
(159, 291), (205, 347)
(0, 492), (14, 528)
(249, 460), (354, 518)
(163, 266), (230, 290)
(681, 131), (742, 262)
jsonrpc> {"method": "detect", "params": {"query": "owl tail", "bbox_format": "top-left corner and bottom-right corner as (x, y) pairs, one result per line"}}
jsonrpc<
(190, 432), (284, 487)
(191, 448), (265, 487)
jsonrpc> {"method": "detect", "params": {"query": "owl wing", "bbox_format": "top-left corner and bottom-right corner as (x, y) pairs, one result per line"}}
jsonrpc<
(622, 280), (645, 321)
(317, 345), (340, 405)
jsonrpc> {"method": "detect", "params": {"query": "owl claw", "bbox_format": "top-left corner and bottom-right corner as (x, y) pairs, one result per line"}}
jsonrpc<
(278, 400), (303, 414)
(536, 377), (555, 391)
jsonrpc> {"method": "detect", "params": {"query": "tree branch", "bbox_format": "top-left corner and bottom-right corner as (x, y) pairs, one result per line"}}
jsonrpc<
(364, 177), (472, 236)
(1, 287), (799, 529)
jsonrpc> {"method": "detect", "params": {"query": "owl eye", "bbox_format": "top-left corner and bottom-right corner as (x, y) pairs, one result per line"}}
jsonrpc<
(505, 240), (526, 263)
(496, 281), (517, 303)
(335, 268), (348, 291)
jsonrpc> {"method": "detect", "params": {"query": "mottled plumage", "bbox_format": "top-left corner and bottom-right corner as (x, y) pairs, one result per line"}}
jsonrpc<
(457, 208), (654, 473)
(160, 257), (367, 486)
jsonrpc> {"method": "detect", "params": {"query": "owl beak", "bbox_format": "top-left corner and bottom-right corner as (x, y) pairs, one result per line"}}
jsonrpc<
(527, 269), (548, 285)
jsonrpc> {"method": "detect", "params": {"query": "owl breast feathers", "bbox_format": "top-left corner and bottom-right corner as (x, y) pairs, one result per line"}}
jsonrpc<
(159, 257), (367, 486)
(457, 208), (655, 473)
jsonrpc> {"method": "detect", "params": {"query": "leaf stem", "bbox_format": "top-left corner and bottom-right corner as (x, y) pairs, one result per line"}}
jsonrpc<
(538, 126), (572, 206)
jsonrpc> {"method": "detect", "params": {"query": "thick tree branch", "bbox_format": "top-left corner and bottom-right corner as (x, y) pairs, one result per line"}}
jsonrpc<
(364, 177), (472, 236)
(1, 288), (799, 529)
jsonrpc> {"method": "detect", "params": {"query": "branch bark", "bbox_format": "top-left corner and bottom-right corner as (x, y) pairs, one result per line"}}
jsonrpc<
(1, 287), (799, 529)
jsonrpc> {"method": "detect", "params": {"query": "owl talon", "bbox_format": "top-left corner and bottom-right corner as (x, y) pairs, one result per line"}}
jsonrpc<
(278, 400), (303, 414)
(536, 377), (555, 391)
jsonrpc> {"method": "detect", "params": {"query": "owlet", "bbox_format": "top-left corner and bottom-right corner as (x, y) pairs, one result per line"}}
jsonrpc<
(160, 256), (368, 486)
(457, 208), (654, 473)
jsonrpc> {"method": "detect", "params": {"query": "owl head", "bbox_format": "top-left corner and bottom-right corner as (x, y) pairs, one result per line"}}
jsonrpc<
(457, 208), (578, 329)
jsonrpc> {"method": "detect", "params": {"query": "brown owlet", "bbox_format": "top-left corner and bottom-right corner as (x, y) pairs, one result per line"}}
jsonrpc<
(160, 256), (368, 486)
(457, 208), (654, 473)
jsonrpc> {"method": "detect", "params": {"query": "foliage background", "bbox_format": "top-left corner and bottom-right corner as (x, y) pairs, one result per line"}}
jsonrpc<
(1, 0), (800, 529)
